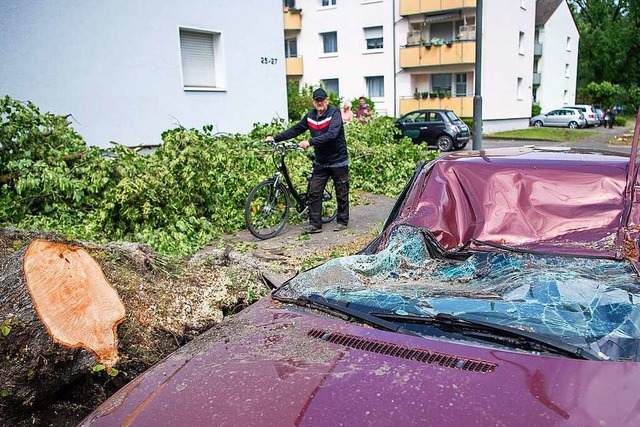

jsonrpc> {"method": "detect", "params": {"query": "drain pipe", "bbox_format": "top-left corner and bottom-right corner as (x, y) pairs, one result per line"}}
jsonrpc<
(392, 0), (397, 117)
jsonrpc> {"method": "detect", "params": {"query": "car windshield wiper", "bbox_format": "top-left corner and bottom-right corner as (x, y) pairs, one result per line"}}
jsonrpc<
(369, 311), (605, 361)
(287, 294), (419, 338)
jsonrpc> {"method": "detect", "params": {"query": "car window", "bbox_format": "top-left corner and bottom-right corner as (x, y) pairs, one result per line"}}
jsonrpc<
(446, 111), (461, 122)
(403, 112), (422, 123)
(548, 110), (559, 116)
(428, 112), (443, 122)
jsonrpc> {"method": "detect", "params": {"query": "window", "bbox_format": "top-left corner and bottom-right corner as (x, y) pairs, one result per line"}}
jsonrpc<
(285, 38), (297, 58)
(366, 76), (384, 98)
(431, 22), (455, 41)
(364, 26), (383, 50)
(518, 31), (525, 55)
(455, 73), (467, 97)
(179, 28), (223, 89)
(566, 36), (572, 51)
(521, 0), (526, 9)
(321, 0), (336, 6)
(322, 79), (339, 96)
(284, 0), (296, 7)
(563, 90), (568, 103)
(517, 77), (523, 100)
(431, 73), (452, 93)
(427, 112), (444, 122)
(565, 64), (570, 77)
(321, 31), (338, 54)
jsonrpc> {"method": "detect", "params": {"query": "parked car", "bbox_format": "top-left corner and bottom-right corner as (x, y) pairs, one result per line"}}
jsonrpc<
(530, 108), (586, 129)
(595, 107), (606, 126)
(566, 104), (600, 126)
(394, 109), (470, 151)
(81, 145), (640, 426)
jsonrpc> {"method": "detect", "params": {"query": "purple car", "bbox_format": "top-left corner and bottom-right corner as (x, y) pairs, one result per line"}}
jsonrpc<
(82, 142), (640, 425)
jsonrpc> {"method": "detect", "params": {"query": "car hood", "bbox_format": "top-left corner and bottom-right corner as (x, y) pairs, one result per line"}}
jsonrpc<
(82, 297), (640, 427)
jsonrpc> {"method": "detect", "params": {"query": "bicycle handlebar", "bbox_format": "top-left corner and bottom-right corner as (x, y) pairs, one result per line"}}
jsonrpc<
(264, 140), (304, 152)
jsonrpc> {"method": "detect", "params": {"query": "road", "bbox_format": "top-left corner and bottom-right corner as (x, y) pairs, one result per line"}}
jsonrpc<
(473, 125), (634, 155)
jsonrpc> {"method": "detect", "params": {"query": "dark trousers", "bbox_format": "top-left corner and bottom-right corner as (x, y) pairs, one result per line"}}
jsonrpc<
(308, 165), (349, 229)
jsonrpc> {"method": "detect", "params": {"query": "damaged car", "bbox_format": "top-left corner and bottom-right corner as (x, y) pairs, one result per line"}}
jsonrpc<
(82, 137), (640, 425)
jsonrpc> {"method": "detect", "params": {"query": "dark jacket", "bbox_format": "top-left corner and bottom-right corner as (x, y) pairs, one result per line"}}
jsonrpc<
(274, 106), (348, 166)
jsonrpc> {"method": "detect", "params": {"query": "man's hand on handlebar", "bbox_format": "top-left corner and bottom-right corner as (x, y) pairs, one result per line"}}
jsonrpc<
(298, 140), (310, 149)
(264, 136), (275, 143)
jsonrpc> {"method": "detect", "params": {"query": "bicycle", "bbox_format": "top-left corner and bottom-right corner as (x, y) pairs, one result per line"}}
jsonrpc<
(244, 140), (338, 239)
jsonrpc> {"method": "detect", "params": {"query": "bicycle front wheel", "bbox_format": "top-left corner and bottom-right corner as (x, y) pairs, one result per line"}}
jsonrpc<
(245, 179), (290, 239)
(321, 178), (338, 224)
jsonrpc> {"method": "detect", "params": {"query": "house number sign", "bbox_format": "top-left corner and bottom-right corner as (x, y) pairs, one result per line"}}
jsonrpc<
(261, 57), (278, 65)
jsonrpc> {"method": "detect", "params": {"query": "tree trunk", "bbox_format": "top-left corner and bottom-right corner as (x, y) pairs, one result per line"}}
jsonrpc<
(0, 239), (125, 415)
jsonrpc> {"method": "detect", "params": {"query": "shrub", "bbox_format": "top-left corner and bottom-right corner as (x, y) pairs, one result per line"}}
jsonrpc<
(531, 104), (542, 117)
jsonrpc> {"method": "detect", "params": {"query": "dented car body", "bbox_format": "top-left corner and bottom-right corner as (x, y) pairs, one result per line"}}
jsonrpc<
(83, 136), (640, 425)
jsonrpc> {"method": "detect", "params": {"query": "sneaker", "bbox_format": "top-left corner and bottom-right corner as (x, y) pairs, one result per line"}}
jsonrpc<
(300, 225), (322, 234)
(333, 223), (348, 232)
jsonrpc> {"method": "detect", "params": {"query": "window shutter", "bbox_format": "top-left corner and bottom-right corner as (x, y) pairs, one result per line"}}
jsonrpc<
(180, 30), (215, 87)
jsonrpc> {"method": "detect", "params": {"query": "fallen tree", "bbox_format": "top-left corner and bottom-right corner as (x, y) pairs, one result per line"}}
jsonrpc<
(0, 229), (278, 425)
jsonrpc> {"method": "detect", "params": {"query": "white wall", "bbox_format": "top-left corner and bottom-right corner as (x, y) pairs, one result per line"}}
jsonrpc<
(295, 0), (395, 115)
(481, 0), (536, 132)
(0, 0), (287, 148)
(536, 2), (580, 112)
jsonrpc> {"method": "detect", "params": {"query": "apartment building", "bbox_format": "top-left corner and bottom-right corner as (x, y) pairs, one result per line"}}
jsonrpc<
(0, 0), (287, 148)
(282, 0), (579, 132)
(532, 0), (580, 112)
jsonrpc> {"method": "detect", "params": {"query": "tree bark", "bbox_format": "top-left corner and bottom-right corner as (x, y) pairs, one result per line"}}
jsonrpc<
(0, 239), (125, 415)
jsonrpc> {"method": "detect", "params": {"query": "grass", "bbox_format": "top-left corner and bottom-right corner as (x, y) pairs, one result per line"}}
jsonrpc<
(484, 128), (599, 142)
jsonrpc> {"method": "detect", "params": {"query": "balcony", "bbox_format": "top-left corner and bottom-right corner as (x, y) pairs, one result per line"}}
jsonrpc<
(400, 96), (474, 117)
(400, 41), (475, 68)
(286, 56), (303, 76)
(534, 43), (543, 56)
(283, 8), (301, 31)
(532, 72), (541, 85)
(400, 0), (476, 16)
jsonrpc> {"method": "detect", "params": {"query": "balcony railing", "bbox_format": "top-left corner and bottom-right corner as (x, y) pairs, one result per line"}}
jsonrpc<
(286, 56), (303, 76)
(400, 0), (477, 16)
(400, 96), (474, 117)
(400, 41), (475, 68)
(283, 8), (301, 31)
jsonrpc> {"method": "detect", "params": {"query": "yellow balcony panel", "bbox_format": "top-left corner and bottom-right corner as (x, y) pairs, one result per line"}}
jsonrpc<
(286, 57), (303, 76)
(283, 10), (301, 31)
(400, 42), (476, 68)
(400, 0), (476, 16)
(400, 96), (474, 118)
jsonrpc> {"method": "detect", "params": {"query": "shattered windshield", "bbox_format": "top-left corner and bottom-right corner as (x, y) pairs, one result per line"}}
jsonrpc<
(275, 225), (640, 361)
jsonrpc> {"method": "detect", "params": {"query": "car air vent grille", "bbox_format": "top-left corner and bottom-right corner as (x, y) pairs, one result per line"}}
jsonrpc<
(308, 329), (496, 373)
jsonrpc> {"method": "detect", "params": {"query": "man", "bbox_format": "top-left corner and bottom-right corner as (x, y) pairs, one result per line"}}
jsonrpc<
(355, 96), (372, 124)
(265, 88), (349, 234)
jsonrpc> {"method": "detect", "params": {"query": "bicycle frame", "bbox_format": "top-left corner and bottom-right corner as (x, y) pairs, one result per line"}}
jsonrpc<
(269, 145), (309, 214)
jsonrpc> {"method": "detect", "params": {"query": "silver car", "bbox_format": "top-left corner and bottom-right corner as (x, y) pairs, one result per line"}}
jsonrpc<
(530, 108), (586, 129)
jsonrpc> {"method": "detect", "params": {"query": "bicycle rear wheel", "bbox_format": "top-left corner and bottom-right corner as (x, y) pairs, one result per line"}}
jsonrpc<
(321, 179), (338, 223)
(245, 179), (290, 239)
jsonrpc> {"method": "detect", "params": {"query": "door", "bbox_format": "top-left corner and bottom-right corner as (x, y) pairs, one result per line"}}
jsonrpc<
(421, 111), (446, 145)
(397, 111), (426, 142)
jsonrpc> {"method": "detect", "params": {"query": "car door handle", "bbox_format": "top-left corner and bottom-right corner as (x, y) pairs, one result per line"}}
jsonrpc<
(420, 126), (428, 130)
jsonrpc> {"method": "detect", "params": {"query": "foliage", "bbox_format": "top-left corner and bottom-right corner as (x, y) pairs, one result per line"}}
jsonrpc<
(485, 128), (599, 142)
(348, 96), (376, 114)
(582, 81), (621, 108)
(531, 104), (542, 117)
(568, 1), (640, 110)
(1, 96), (435, 256)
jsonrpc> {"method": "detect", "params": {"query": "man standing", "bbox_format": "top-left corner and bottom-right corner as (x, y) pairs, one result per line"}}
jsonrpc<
(355, 96), (372, 124)
(265, 88), (349, 234)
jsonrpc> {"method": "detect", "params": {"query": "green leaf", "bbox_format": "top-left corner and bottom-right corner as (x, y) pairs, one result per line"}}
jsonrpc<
(0, 325), (9, 336)
(92, 364), (105, 372)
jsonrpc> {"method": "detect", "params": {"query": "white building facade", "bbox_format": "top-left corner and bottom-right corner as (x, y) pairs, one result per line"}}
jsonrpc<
(284, 0), (579, 132)
(0, 0), (288, 148)
(533, 0), (580, 112)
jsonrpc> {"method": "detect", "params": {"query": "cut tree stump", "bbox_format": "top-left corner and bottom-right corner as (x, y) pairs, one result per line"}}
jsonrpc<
(0, 239), (126, 412)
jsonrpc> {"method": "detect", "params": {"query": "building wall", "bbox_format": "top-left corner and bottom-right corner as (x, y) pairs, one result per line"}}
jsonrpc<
(481, 0), (536, 132)
(294, 0), (395, 115)
(536, 2), (580, 112)
(0, 0), (287, 148)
